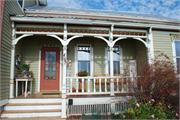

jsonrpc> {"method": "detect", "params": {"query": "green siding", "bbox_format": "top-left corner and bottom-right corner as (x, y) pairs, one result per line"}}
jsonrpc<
(134, 40), (147, 75)
(1, 1), (24, 100)
(22, 36), (62, 93)
(153, 33), (173, 60)
(24, 0), (36, 7)
(94, 38), (106, 74)
(119, 39), (135, 75)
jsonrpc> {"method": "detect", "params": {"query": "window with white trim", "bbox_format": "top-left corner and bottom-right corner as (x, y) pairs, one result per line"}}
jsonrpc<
(77, 45), (91, 76)
(175, 40), (180, 74)
(107, 46), (122, 74)
(18, 0), (23, 7)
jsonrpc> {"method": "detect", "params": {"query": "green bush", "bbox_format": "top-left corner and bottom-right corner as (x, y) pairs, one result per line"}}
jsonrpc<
(123, 98), (177, 119)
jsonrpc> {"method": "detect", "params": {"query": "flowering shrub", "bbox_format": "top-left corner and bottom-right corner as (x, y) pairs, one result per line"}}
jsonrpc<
(77, 70), (89, 76)
(21, 63), (30, 71)
(122, 98), (177, 119)
(128, 51), (179, 112)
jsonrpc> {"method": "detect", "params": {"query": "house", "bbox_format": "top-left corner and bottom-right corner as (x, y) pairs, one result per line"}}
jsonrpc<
(0, 0), (179, 119)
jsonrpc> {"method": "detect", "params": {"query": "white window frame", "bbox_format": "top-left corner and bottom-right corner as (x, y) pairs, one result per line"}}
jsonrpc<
(17, 0), (24, 12)
(105, 45), (123, 74)
(75, 44), (93, 77)
(172, 40), (180, 75)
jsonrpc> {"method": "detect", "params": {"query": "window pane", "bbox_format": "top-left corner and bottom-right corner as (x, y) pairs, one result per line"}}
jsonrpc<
(108, 61), (120, 74)
(78, 46), (90, 60)
(177, 58), (180, 74)
(114, 61), (120, 74)
(18, 0), (23, 7)
(175, 41), (180, 56)
(45, 52), (56, 79)
(78, 61), (90, 75)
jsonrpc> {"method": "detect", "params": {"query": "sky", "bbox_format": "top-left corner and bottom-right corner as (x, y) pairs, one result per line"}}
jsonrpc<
(47, 0), (180, 21)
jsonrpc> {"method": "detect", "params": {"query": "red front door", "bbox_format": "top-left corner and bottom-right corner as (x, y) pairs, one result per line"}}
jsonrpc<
(40, 47), (60, 90)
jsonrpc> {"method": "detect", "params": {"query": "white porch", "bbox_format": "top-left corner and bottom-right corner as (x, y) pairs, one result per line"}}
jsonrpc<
(9, 23), (153, 118)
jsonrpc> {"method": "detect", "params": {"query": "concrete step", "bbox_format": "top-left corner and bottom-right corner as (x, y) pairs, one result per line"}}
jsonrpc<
(4, 103), (62, 110)
(8, 98), (62, 103)
(0, 116), (65, 120)
(1, 109), (62, 118)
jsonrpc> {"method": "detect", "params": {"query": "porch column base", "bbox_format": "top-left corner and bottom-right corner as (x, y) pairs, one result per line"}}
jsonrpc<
(61, 98), (67, 118)
(110, 79), (115, 96)
(9, 79), (14, 98)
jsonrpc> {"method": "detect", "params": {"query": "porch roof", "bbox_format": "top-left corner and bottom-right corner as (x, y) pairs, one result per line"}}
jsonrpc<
(24, 5), (178, 22)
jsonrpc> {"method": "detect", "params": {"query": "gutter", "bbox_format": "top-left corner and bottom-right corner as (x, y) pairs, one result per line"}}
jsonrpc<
(10, 17), (93, 25)
(10, 17), (180, 30)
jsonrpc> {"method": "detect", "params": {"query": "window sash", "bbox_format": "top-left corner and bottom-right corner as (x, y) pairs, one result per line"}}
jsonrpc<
(174, 40), (180, 74)
(77, 45), (91, 76)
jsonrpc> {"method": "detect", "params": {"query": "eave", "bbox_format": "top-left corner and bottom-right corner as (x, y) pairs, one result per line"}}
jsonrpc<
(10, 16), (180, 31)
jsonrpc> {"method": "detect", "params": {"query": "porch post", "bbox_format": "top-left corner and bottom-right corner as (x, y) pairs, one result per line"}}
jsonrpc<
(10, 45), (15, 98)
(9, 22), (16, 98)
(148, 27), (154, 64)
(109, 24), (115, 96)
(109, 46), (115, 96)
(61, 23), (67, 118)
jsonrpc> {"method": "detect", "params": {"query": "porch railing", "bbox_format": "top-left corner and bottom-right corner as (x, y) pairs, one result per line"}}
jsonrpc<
(66, 76), (133, 95)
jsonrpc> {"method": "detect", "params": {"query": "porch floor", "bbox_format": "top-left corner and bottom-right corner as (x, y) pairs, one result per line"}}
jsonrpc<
(11, 92), (131, 99)
(11, 93), (61, 99)
(67, 93), (131, 98)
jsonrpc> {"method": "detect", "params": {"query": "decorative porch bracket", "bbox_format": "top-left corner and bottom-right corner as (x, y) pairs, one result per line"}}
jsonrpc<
(13, 34), (34, 45)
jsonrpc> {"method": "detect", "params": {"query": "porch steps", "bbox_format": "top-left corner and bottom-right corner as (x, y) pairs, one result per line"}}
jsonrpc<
(1, 98), (64, 118)
(0, 116), (63, 120)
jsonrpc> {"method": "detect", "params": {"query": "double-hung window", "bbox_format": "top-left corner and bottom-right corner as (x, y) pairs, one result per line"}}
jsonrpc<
(174, 41), (180, 74)
(107, 46), (122, 74)
(77, 45), (91, 76)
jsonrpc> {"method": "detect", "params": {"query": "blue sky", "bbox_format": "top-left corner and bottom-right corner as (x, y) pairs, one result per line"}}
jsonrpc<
(47, 0), (180, 20)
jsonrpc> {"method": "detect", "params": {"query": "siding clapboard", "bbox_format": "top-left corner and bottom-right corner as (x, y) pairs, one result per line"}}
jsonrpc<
(1, 1), (24, 100)
(24, 0), (36, 7)
(153, 33), (173, 60)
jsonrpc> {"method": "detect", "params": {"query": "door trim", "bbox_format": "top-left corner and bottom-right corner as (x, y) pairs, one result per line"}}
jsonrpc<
(38, 47), (61, 92)
(38, 49), (41, 92)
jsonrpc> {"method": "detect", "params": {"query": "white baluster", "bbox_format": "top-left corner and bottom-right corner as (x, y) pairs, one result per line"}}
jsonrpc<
(76, 78), (78, 93)
(99, 78), (101, 92)
(105, 78), (107, 92)
(122, 77), (124, 92)
(82, 78), (84, 92)
(70, 79), (72, 93)
(94, 78), (96, 92)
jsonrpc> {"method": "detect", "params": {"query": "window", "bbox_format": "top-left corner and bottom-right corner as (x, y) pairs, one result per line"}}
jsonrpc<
(18, 0), (23, 7)
(77, 45), (91, 76)
(175, 41), (180, 74)
(17, 0), (24, 11)
(107, 46), (122, 74)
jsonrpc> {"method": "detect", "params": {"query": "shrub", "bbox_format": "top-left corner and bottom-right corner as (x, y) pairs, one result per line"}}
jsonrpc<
(123, 98), (177, 119)
(128, 51), (179, 113)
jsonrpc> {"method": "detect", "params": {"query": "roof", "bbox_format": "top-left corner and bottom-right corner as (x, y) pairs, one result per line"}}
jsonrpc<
(25, 5), (178, 21)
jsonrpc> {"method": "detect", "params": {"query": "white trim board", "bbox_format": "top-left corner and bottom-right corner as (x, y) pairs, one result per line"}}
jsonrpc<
(172, 40), (180, 74)
(0, 99), (8, 107)
(38, 50), (41, 92)
(152, 31), (180, 34)
(60, 50), (62, 91)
